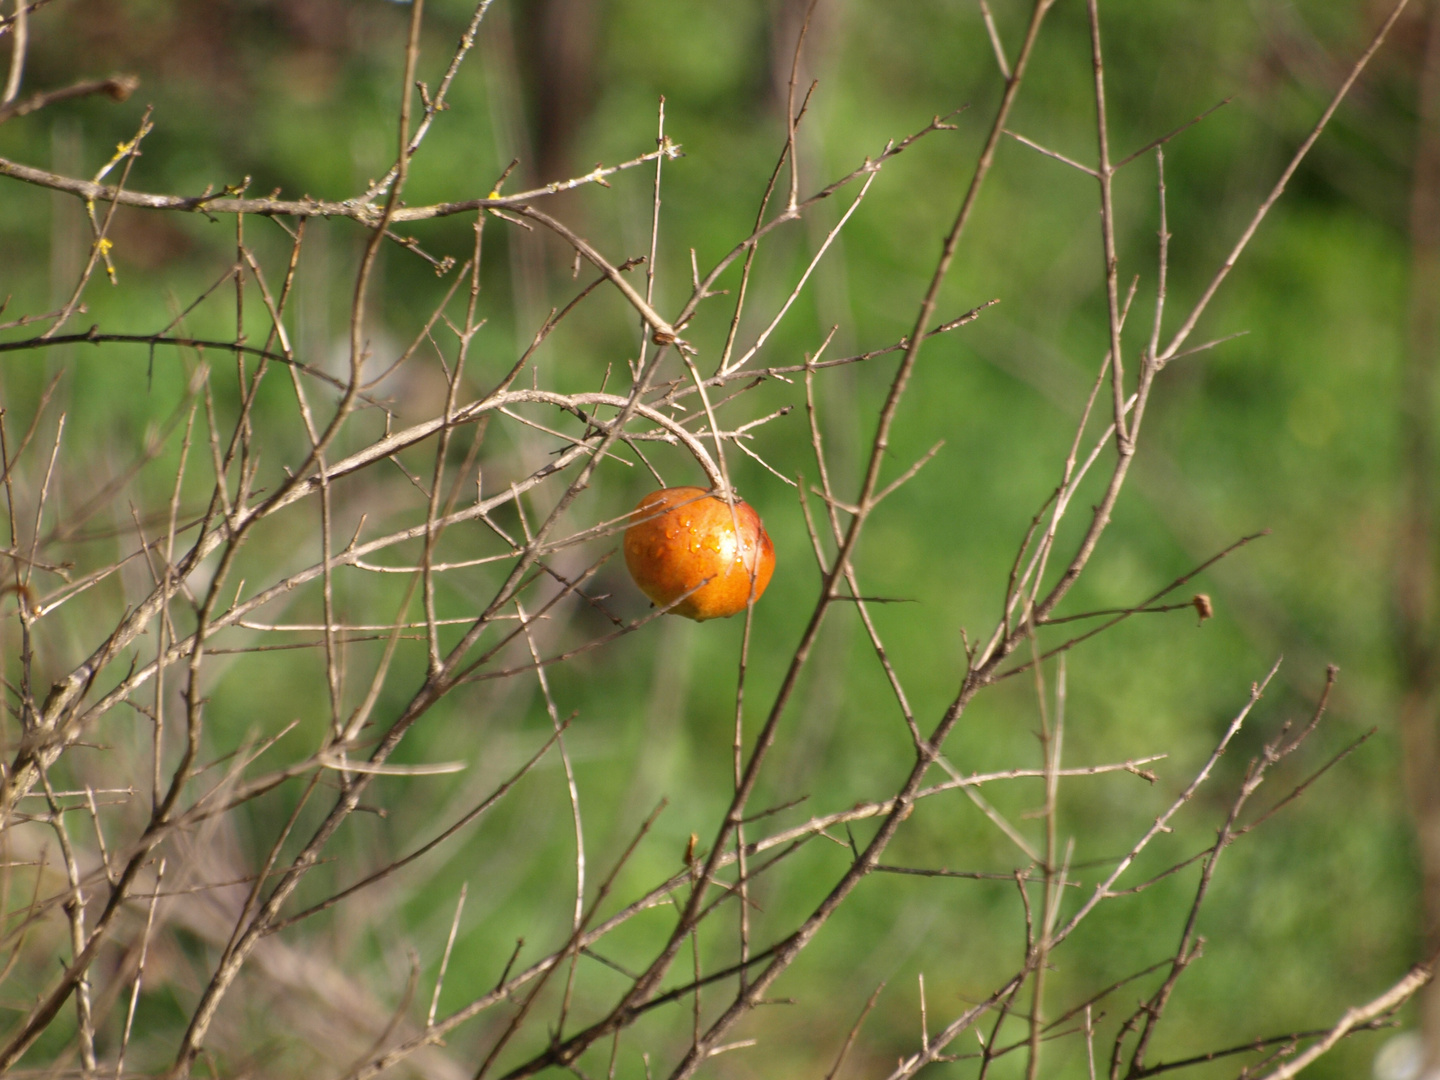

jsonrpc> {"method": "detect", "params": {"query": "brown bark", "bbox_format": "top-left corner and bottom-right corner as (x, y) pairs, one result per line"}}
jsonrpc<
(514, 0), (604, 188)
(1398, 1), (1440, 1071)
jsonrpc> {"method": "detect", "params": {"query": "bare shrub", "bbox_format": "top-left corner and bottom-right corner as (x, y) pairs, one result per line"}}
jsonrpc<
(0, 1), (1432, 1078)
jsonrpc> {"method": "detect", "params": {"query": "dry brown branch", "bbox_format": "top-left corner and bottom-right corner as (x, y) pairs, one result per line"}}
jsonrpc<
(1251, 962), (1434, 1080)
(0, 72), (136, 123)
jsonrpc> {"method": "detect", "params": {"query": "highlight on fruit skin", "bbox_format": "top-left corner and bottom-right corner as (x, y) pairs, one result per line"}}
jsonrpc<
(623, 486), (776, 621)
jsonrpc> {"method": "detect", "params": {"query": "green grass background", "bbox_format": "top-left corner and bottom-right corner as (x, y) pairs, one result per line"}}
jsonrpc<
(0, 1), (1426, 1077)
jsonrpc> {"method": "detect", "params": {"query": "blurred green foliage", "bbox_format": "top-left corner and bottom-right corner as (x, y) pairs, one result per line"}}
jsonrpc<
(0, 1), (1427, 1077)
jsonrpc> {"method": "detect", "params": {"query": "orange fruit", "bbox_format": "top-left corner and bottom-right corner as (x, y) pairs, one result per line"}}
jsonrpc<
(623, 486), (776, 621)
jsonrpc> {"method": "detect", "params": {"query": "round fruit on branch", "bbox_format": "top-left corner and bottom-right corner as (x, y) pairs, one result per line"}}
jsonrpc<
(623, 486), (776, 621)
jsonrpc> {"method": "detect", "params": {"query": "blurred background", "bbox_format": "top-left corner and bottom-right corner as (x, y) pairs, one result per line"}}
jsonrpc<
(0, 1), (1435, 1077)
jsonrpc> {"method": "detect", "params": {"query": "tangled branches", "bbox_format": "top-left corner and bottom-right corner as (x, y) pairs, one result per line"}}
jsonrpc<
(0, 1), (1430, 1078)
